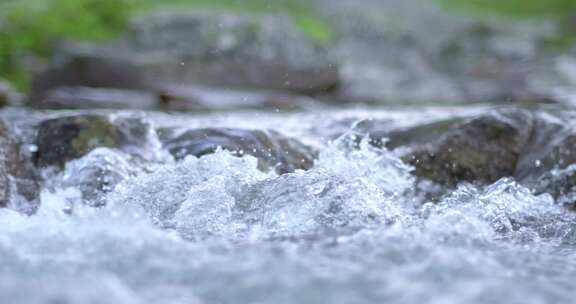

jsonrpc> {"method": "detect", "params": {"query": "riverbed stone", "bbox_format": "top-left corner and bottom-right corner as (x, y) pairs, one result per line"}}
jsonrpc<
(360, 108), (534, 188)
(402, 109), (533, 186)
(163, 128), (317, 174)
(362, 106), (576, 207)
(35, 114), (160, 168)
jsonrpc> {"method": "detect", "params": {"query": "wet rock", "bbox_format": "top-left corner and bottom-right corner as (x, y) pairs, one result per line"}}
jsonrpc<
(513, 112), (571, 184)
(0, 121), (39, 213)
(532, 166), (576, 209)
(30, 86), (158, 110)
(362, 106), (576, 206)
(513, 112), (576, 207)
(60, 148), (140, 207)
(35, 114), (162, 168)
(352, 105), (576, 208)
(163, 128), (316, 174)
(386, 109), (534, 187)
(368, 118), (467, 150)
(159, 85), (319, 112)
(32, 12), (340, 98)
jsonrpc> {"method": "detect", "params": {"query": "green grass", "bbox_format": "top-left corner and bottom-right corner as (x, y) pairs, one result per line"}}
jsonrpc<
(0, 0), (333, 91)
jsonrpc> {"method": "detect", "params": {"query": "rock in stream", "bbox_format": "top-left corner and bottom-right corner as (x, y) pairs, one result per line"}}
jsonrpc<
(163, 128), (317, 174)
(30, 11), (340, 107)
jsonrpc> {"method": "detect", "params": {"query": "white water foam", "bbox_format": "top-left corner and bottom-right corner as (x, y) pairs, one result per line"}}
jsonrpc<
(1, 138), (576, 304)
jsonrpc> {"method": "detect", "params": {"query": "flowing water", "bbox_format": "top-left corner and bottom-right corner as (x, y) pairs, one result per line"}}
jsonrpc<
(1, 108), (576, 304)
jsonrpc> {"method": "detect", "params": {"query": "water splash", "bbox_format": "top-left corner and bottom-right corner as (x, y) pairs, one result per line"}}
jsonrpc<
(1, 135), (576, 304)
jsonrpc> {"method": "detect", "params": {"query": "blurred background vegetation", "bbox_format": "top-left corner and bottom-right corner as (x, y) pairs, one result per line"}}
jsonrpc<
(442, 0), (576, 18)
(0, 0), (330, 90)
(440, 0), (576, 48)
(1, 0), (576, 91)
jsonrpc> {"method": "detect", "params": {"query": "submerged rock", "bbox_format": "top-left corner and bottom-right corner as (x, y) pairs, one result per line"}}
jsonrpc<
(31, 12), (340, 100)
(35, 114), (162, 168)
(532, 165), (576, 209)
(163, 128), (316, 174)
(0, 120), (39, 213)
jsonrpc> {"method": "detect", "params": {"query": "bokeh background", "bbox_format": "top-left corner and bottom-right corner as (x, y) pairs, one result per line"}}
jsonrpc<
(2, 0), (576, 109)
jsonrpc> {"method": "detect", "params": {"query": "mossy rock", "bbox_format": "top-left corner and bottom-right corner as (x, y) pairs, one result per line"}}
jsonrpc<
(35, 114), (155, 168)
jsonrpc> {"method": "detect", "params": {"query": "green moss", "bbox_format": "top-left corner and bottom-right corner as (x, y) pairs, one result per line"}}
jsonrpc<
(71, 118), (119, 155)
(293, 16), (334, 45)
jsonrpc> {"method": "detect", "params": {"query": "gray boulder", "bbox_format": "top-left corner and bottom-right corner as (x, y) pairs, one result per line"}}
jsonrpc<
(163, 128), (317, 174)
(31, 11), (340, 100)
(397, 109), (533, 186)
(362, 106), (576, 208)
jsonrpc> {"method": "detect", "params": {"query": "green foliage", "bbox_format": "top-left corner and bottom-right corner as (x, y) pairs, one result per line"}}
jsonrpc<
(0, 0), (138, 89)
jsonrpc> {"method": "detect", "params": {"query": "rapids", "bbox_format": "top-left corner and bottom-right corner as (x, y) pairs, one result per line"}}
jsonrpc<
(1, 109), (575, 304)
